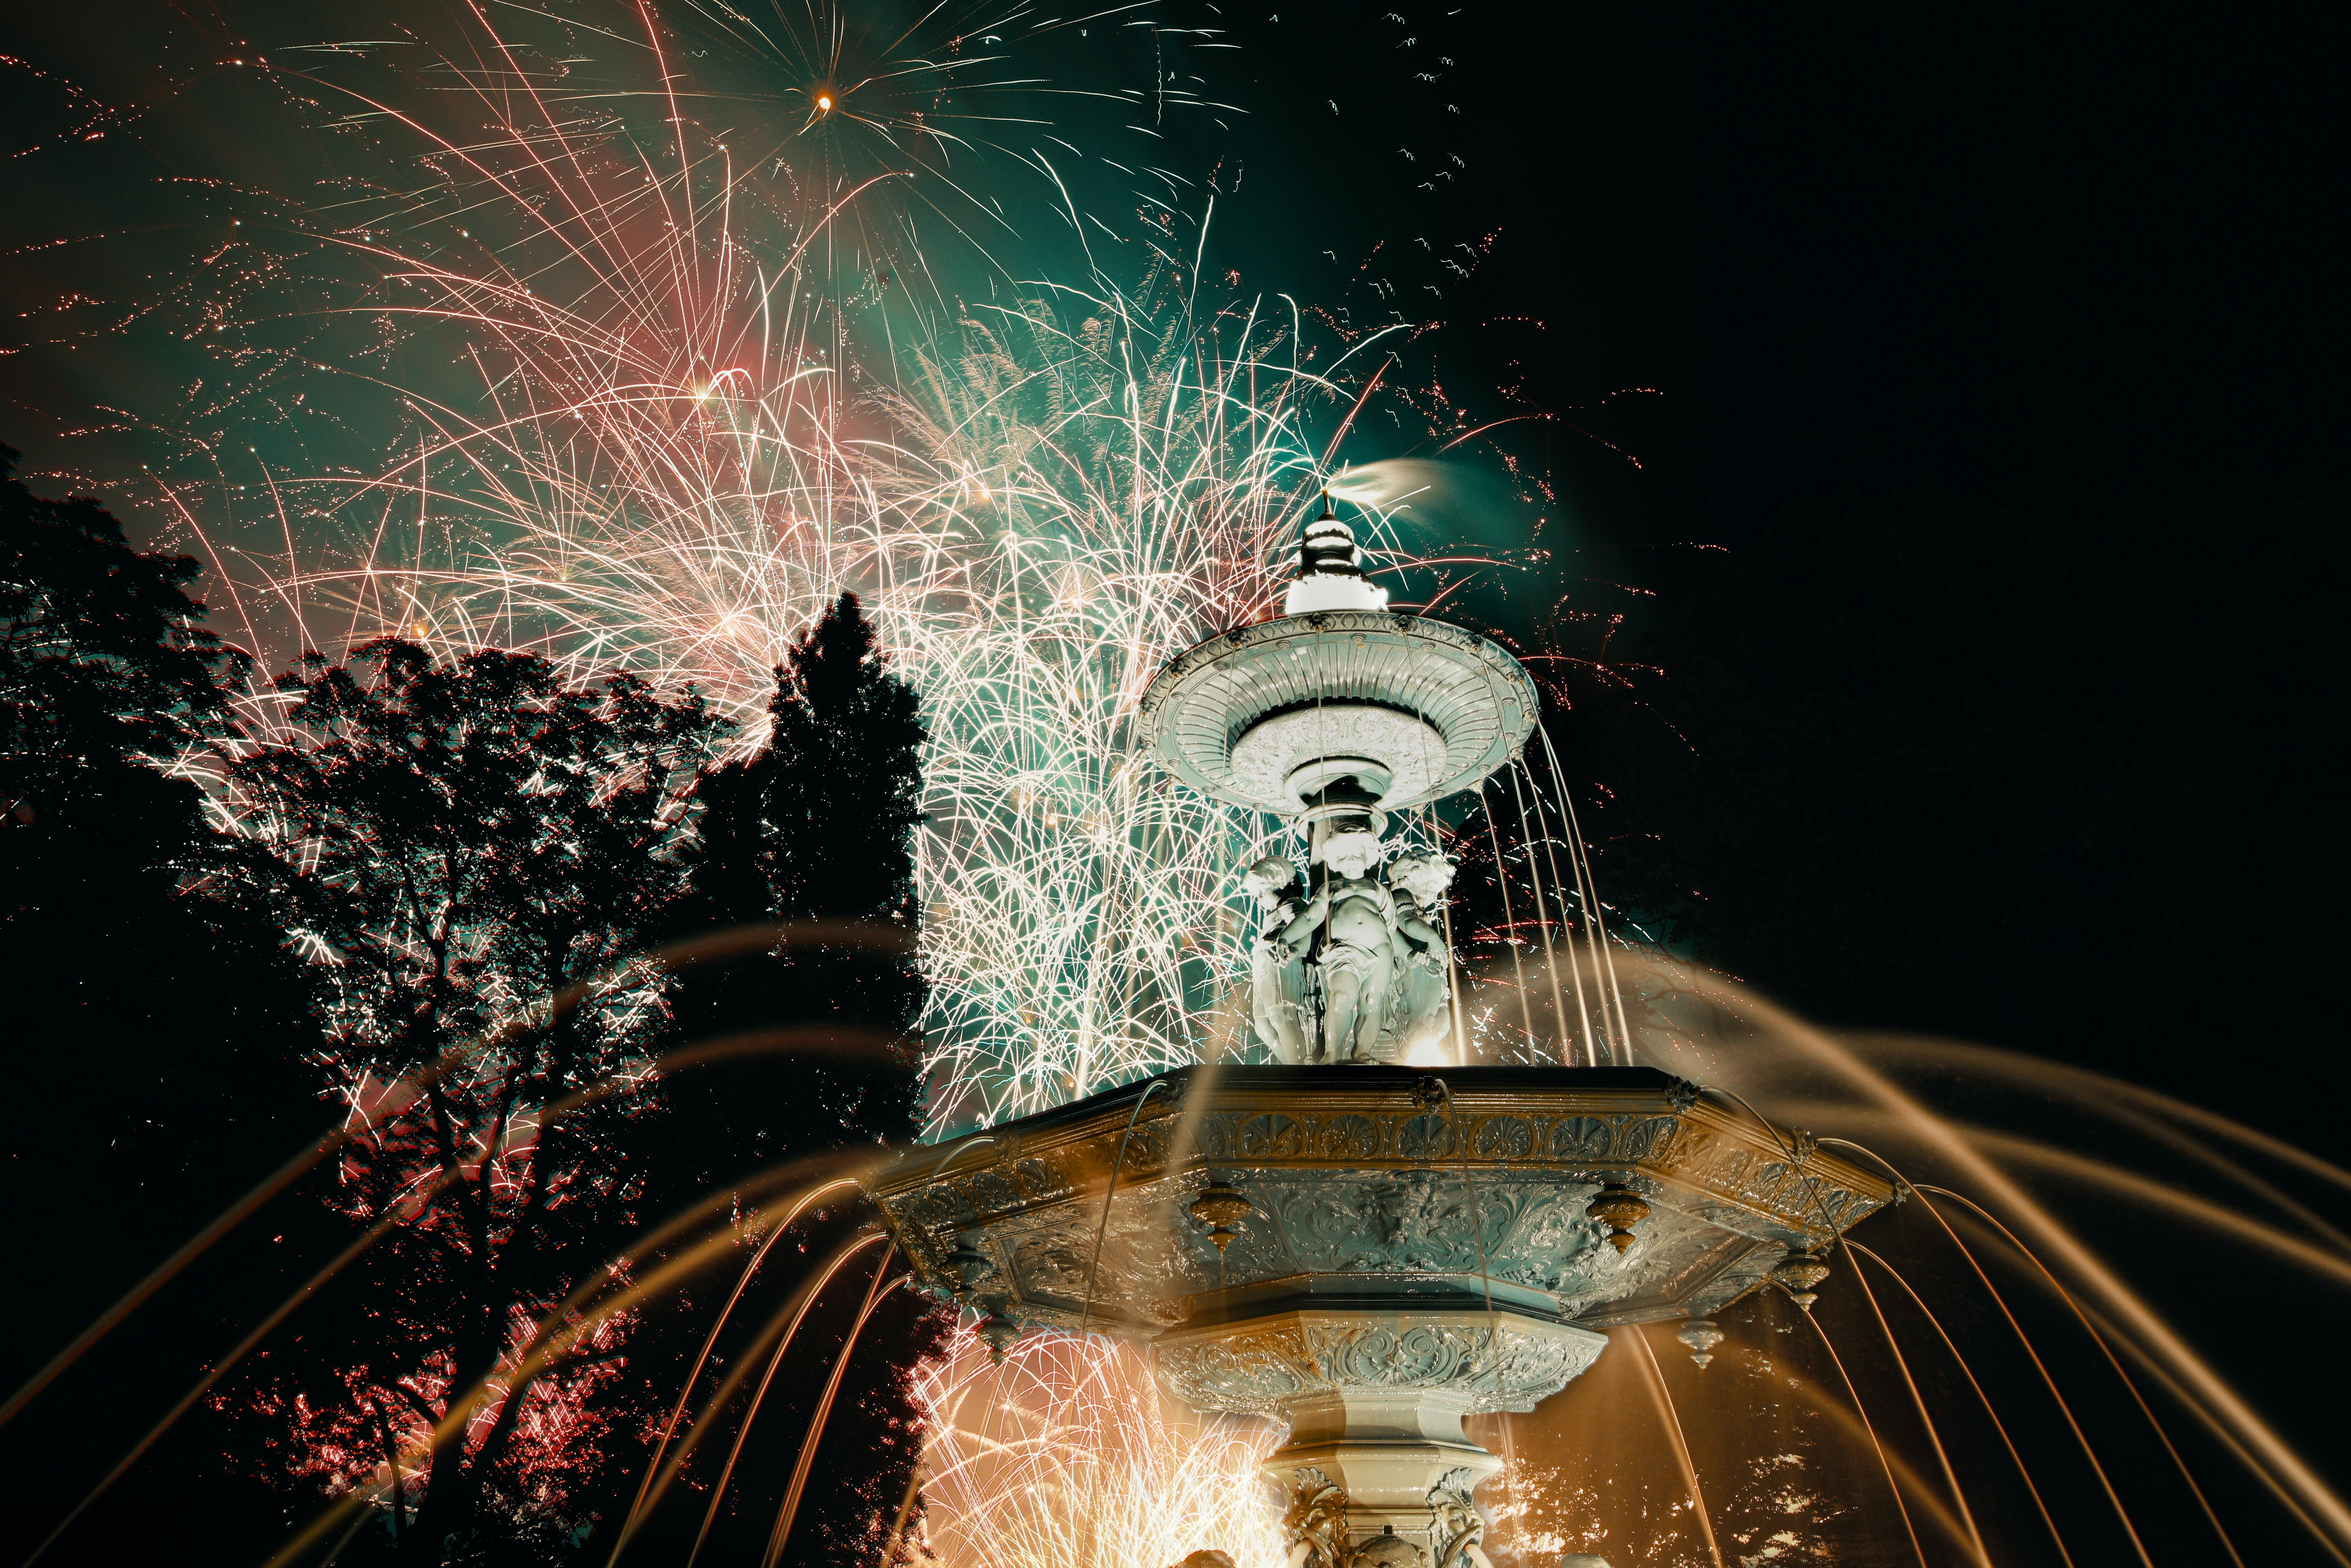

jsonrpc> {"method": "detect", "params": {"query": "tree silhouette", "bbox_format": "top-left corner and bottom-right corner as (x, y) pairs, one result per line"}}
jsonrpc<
(651, 593), (943, 1568)
(1, 449), (325, 1566)
(224, 640), (734, 1556)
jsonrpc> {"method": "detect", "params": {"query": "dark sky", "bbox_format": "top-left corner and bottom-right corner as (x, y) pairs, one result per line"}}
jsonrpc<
(1206, 2), (2347, 537)
(1194, 2), (2350, 1143)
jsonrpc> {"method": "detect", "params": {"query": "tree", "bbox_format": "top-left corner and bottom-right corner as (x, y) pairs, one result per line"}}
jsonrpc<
(225, 640), (733, 1559)
(648, 593), (945, 1568)
(0, 447), (325, 1566)
(659, 591), (928, 1192)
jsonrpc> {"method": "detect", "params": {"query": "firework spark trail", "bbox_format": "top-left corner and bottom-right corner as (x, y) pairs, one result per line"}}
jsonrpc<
(147, 5), (1480, 1137)
(871, 282), (1436, 1132)
(912, 1327), (1287, 1568)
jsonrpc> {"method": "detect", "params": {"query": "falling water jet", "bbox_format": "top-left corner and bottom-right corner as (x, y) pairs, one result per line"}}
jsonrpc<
(1075, 1080), (1166, 1341)
(640, 1231), (897, 1568)
(1822, 1138), (2166, 1566)
(0, 1124), (345, 1435)
(1862, 1037), (2351, 1198)
(1592, 962), (2350, 1553)
(1837, 1234), (1992, 1568)
(670, 1236), (897, 1568)
(26, 1172), (466, 1568)
(1708, 1331), (1985, 1559)
(1924, 1188), (2259, 1568)
(1846, 1241), (2084, 1568)
(762, 1266), (911, 1568)
(1801, 1300), (1931, 1568)
(1951, 1127), (2351, 1288)
(2065, 1294), (2344, 1568)
(1505, 757), (1576, 1064)
(251, 1159), (878, 1568)
(609, 1168), (874, 1559)
(249, 1156), (898, 1564)
(1796, 1102), (2351, 1288)
(1750, 1002), (2351, 1554)
(1777, 1067), (2351, 1260)
(1625, 1325), (1725, 1568)
(21, 1004), (910, 1558)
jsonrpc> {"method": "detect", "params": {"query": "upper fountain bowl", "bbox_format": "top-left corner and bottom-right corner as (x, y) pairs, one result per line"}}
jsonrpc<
(1136, 612), (1540, 817)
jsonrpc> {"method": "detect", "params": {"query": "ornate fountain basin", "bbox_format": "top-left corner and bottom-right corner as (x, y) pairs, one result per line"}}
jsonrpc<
(867, 1066), (1893, 1567)
(1135, 612), (1541, 815)
(869, 1066), (1891, 1338)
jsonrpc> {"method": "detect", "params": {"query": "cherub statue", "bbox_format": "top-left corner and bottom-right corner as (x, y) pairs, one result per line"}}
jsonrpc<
(1244, 855), (1315, 1064)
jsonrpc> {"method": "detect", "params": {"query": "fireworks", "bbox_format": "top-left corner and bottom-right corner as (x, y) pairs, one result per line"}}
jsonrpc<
(125, 0), (1514, 1138)
(24, 11), (2350, 1568)
(914, 1328), (1287, 1568)
(28, 10), (1602, 1566)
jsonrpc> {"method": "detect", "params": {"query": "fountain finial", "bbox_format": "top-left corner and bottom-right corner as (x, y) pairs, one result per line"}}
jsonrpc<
(1284, 490), (1390, 613)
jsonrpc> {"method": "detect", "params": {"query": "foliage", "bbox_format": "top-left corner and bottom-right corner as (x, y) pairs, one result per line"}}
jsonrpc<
(193, 596), (944, 1565)
(647, 593), (946, 1568)
(222, 641), (734, 1556)
(0, 442), (247, 856)
(0, 452), (325, 1566)
(661, 591), (929, 1193)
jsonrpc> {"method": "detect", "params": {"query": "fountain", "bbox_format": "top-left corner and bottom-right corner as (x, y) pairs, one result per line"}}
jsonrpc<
(867, 500), (1895, 1567)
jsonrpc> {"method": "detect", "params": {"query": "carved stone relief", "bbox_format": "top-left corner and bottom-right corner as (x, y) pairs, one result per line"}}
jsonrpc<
(1156, 1312), (1606, 1418)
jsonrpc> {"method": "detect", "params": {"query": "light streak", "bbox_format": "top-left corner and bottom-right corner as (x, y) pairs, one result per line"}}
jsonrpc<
(47, 11), (1571, 1565)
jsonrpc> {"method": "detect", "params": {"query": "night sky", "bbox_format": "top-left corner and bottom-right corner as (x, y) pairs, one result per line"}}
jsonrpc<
(5, 2), (2347, 1561)
(1177, 4), (2349, 1143)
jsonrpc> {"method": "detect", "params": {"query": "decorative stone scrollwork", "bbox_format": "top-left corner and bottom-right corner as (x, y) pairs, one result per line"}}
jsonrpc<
(1283, 1468), (1348, 1568)
(1548, 1116), (1612, 1160)
(1012, 1155), (1062, 1198)
(1396, 1115), (1454, 1160)
(1317, 1114), (1383, 1159)
(1473, 1116), (1534, 1160)
(1429, 1471), (1491, 1568)
(1156, 1312), (1606, 1418)
(1243, 1114), (1305, 1158)
(967, 1168), (1023, 1215)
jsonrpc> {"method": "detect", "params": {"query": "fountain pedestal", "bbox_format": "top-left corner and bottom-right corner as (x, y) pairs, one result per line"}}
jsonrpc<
(1159, 1307), (1605, 1566)
(866, 1067), (1894, 1567)
(863, 517), (1888, 1564)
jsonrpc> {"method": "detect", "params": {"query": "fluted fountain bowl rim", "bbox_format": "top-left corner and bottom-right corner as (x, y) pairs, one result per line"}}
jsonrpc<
(1135, 611), (1541, 814)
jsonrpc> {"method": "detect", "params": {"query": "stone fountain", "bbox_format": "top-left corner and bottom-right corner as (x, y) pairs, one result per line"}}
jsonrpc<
(867, 501), (1893, 1568)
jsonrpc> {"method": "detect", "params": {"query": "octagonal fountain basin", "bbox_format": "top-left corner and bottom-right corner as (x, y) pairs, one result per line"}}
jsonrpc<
(866, 1067), (1894, 1568)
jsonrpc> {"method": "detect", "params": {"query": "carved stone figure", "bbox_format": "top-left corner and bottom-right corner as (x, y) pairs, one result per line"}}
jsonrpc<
(1429, 1472), (1493, 1568)
(1385, 850), (1457, 1059)
(1246, 856), (1316, 1063)
(1287, 828), (1403, 1063)
(1252, 837), (1457, 1067)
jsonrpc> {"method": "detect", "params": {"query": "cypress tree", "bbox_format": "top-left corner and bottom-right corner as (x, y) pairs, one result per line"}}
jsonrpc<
(651, 591), (943, 1568)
